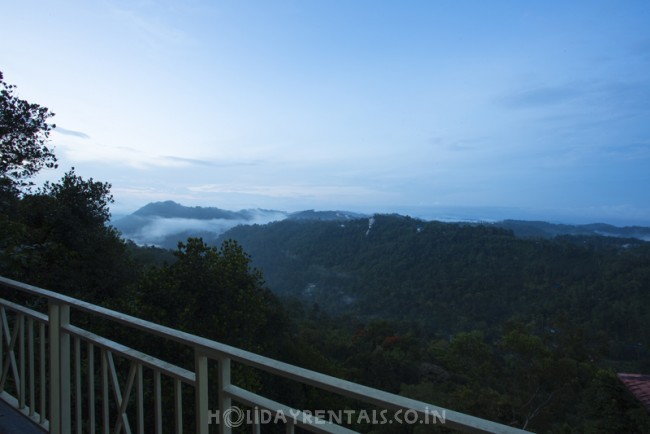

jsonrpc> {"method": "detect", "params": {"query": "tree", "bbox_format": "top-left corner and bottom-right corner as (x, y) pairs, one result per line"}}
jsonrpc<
(38, 167), (114, 237)
(134, 237), (286, 351)
(8, 169), (130, 302)
(0, 71), (57, 193)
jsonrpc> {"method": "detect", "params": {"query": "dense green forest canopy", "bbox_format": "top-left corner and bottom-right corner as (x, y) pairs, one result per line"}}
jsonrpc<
(220, 216), (650, 346)
(1, 71), (649, 432)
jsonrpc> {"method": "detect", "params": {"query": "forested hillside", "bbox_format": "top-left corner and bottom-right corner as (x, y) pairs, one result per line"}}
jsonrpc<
(221, 215), (650, 350)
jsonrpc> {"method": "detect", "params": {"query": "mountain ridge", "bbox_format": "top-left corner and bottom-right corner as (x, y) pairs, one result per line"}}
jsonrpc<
(113, 201), (650, 248)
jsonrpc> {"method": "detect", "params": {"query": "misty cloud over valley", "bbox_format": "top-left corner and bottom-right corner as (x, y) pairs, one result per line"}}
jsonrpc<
(113, 201), (288, 247)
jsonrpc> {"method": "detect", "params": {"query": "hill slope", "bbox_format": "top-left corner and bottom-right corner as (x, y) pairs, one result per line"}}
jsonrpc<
(218, 214), (650, 354)
(494, 219), (650, 240)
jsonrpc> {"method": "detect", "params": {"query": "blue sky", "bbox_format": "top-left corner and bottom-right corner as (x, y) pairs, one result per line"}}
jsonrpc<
(2, 1), (650, 224)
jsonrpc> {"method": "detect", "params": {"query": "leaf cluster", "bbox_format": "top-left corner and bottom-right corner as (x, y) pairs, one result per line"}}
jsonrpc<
(0, 71), (57, 191)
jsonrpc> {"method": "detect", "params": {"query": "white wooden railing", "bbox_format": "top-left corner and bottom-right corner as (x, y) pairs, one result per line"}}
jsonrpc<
(0, 275), (530, 434)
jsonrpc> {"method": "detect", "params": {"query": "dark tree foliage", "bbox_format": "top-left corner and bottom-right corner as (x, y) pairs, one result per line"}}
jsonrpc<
(3, 169), (131, 302)
(133, 237), (287, 352)
(0, 71), (57, 192)
(38, 167), (114, 232)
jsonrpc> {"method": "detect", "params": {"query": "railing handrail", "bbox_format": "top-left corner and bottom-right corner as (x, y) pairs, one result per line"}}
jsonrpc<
(0, 275), (530, 434)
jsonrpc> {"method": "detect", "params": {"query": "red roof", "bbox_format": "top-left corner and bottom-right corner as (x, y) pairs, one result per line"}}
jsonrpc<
(618, 373), (650, 410)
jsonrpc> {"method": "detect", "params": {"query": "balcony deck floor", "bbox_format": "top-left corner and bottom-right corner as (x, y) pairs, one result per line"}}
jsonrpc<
(0, 399), (46, 434)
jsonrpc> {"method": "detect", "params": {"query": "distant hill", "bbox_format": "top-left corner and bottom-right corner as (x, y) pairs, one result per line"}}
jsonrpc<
(288, 210), (368, 221)
(494, 220), (650, 241)
(112, 201), (366, 248)
(132, 200), (246, 219)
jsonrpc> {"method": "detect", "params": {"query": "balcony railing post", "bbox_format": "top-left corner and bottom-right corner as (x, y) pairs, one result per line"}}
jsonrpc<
(48, 300), (71, 434)
(60, 304), (71, 433)
(218, 357), (231, 434)
(18, 313), (25, 409)
(195, 348), (209, 434)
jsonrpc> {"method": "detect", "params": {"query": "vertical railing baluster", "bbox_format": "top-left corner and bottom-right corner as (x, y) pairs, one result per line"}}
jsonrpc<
(218, 357), (232, 434)
(28, 317), (35, 417)
(102, 349), (109, 434)
(195, 348), (209, 434)
(60, 304), (71, 433)
(0, 307), (3, 379)
(39, 321), (46, 424)
(75, 337), (82, 434)
(253, 408), (261, 434)
(18, 313), (25, 409)
(154, 369), (162, 434)
(136, 364), (144, 434)
(174, 378), (183, 434)
(49, 301), (61, 434)
(88, 342), (95, 434)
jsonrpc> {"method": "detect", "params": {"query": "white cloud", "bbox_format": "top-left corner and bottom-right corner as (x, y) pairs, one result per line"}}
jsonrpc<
(188, 184), (384, 199)
(129, 213), (287, 245)
(54, 127), (90, 139)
